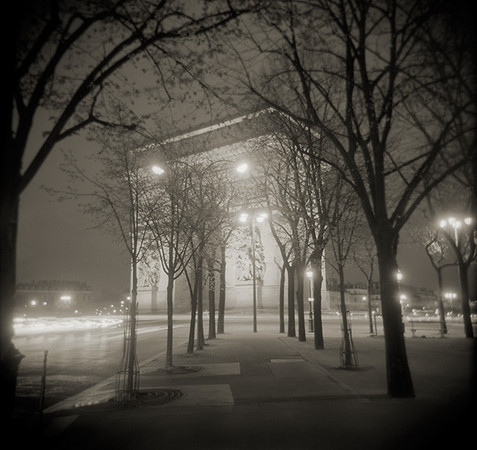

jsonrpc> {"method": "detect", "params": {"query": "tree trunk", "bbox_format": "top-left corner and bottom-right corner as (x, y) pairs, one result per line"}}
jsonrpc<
(0, 185), (24, 423)
(436, 266), (447, 336)
(366, 278), (375, 335)
(187, 276), (198, 354)
(125, 258), (139, 397)
(279, 264), (286, 333)
(457, 258), (474, 338)
(1, 7), (21, 424)
(197, 257), (205, 350)
(217, 244), (226, 334)
(311, 258), (324, 349)
(296, 261), (306, 342)
(166, 271), (174, 367)
(287, 265), (296, 337)
(338, 265), (354, 368)
(208, 259), (216, 340)
(377, 238), (415, 397)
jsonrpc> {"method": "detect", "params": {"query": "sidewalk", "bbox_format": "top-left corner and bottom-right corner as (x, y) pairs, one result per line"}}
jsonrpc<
(22, 320), (476, 449)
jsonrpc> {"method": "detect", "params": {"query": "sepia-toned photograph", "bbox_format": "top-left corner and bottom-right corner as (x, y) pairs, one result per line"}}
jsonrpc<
(2, 1), (476, 448)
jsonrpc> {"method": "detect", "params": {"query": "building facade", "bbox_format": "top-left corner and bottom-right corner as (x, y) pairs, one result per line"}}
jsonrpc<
(135, 110), (329, 313)
(15, 280), (93, 316)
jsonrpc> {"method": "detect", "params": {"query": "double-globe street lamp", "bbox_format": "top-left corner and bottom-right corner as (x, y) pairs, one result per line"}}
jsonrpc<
(239, 211), (268, 333)
(439, 216), (472, 246)
(439, 216), (474, 337)
(444, 292), (457, 311)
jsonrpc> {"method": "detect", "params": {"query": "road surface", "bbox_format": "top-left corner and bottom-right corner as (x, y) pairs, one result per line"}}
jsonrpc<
(13, 315), (191, 417)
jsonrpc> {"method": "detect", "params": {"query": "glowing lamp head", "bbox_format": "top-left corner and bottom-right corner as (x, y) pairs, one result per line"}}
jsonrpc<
(256, 213), (267, 223)
(236, 162), (248, 173)
(152, 165), (165, 175)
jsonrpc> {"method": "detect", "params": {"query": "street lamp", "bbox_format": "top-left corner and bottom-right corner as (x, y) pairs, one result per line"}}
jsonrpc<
(439, 215), (474, 338)
(236, 162), (248, 174)
(396, 270), (405, 332)
(444, 292), (457, 312)
(151, 165), (165, 175)
(439, 216), (472, 247)
(400, 294), (408, 311)
(239, 211), (268, 333)
(396, 270), (403, 282)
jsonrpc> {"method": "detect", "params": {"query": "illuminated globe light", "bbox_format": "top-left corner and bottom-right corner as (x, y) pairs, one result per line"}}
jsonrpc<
(236, 162), (248, 173)
(256, 212), (267, 223)
(151, 165), (165, 175)
(440, 216), (472, 229)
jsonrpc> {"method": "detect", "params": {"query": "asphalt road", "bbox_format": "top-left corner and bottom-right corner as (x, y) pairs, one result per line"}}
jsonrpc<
(13, 315), (191, 417)
(12, 312), (470, 419)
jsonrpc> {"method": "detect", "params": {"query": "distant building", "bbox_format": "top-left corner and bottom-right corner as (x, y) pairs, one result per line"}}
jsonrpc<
(326, 278), (438, 314)
(15, 280), (93, 316)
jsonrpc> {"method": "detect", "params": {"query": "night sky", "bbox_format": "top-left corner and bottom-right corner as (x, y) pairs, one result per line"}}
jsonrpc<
(16, 126), (461, 303)
(13, 2), (472, 304)
(17, 132), (130, 301)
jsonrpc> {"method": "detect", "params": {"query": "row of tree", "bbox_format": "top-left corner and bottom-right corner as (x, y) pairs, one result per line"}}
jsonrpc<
(217, 0), (476, 399)
(66, 113), (369, 391)
(2, 0), (475, 422)
(70, 106), (475, 398)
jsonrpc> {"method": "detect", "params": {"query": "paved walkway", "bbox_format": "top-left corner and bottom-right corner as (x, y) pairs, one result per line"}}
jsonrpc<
(17, 320), (476, 449)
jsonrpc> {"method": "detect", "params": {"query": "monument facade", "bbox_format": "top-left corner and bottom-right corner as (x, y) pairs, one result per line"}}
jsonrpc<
(136, 109), (328, 313)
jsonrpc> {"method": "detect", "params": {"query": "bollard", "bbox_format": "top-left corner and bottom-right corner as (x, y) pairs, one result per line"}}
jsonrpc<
(39, 350), (48, 427)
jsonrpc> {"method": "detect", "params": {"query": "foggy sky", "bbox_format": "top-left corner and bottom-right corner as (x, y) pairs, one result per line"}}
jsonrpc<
(17, 136), (461, 301)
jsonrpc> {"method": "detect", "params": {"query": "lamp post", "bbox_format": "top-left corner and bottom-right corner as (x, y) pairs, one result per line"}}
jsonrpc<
(439, 216), (474, 338)
(363, 295), (375, 335)
(444, 292), (457, 312)
(239, 211), (267, 333)
(400, 294), (407, 313)
(396, 270), (405, 333)
(439, 216), (472, 248)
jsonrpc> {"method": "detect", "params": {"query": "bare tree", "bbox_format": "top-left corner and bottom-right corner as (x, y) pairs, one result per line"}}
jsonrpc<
(257, 137), (311, 341)
(2, 0), (252, 420)
(217, 221), (236, 334)
(352, 224), (378, 335)
(59, 128), (156, 400)
(422, 228), (451, 335)
(423, 185), (476, 337)
(146, 161), (195, 368)
(179, 159), (231, 352)
(403, 4), (477, 337)
(327, 180), (361, 369)
(226, 0), (473, 397)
